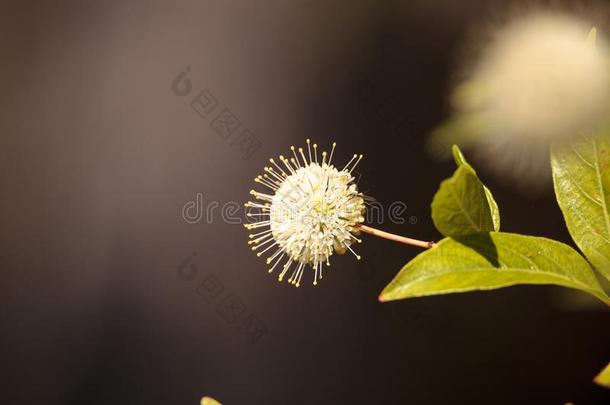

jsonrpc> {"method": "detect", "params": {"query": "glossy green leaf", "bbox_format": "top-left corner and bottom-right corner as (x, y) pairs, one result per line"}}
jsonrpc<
(551, 134), (610, 282)
(431, 145), (500, 237)
(594, 362), (610, 388)
(380, 232), (610, 305)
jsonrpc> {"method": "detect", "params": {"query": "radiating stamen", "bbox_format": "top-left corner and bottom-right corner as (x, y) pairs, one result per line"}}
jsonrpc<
(348, 234), (362, 243)
(313, 143), (318, 164)
(266, 248), (283, 264)
(249, 233), (272, 245)
(249, 229), (272, 238)
(250, 190), (273, 201)
(247, 212), (270, 219)
(244, 201), (269, 209)
(256, 175), (277, 188)
(279, 258), (293, 281)
(343, 154), (358, 171)
(268, 253), (285, 273)
(288, 264), (298, 284)
(246, 220), (271, 229)
(346, 245), (361, 260)
(256, 241), (278, 256)
(349, 154), (364, 174)
(328, 142), (336, 166)
(280, 156), (296, 175)
(290, 146), (301, 168)
(255, 176), (278, 190)
(262, 174), (280, 187)
(264, 167), (285, 183)
(295, 263), (305, 287)
(306, 139), (312, 163)
(269, 158), (288, 177)
(298, 147), (308, 166)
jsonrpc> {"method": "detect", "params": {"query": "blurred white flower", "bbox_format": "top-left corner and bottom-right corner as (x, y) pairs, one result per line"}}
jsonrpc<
(433, 12), (610, 185)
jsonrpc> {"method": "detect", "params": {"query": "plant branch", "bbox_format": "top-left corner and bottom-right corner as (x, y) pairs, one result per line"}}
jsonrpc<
(357, 224), (436, 249)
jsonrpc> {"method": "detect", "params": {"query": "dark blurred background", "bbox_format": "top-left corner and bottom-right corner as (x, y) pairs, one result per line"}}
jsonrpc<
(1, 0), (609, 404)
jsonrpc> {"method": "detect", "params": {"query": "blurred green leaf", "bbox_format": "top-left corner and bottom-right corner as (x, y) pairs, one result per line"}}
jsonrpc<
(551, 134), (610, 282)
(201, 397), (222, 405)
(431, 145), (500, 237)
(380, 232), (609, 305)
(594, 362), (610, 388)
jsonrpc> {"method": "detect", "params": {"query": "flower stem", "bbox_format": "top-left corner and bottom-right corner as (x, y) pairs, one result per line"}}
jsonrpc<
(357, 224), (436, 249)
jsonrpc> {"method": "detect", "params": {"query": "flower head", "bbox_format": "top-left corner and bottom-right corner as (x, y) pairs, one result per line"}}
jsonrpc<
(245, 140), (366, 287)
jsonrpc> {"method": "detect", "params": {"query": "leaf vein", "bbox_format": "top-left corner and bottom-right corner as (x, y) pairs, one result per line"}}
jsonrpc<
(448, 181), (480, 232)
(591, 138), (610, 240)
(560, 163), (604, 207)
(570, 145), (595, 168)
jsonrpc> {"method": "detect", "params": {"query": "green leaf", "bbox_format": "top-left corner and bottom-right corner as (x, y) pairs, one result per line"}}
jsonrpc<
(551, 134), (610, 282)
(431, 145), (500, 237)
(594, 362), (610, 388)
(380, 232), (610, 305)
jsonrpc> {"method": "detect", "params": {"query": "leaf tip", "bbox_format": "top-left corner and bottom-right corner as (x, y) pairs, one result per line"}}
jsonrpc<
(593, 362), (610, 388)
(451, 144), (469, 168)
(587, 26), (597, 46)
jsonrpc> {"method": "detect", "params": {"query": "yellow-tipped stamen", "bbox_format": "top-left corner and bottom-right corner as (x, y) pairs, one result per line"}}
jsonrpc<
(267, 248), (283, 264)
(264, 167), (285, 183)
(268, 253), (285, 273)
(262, 174), (281, 187)
(328, 142), (336, 166)
(279, 258), (293, 281)
(280, 156), (296, 175)
(348, 234), (362, 243)
(290, 146), (301, 168)
(343, 154), (358, 171)
(298, 147), (308, 166)
(247, 212), (269, 218)
(249, 233), (273, 245)
(290, 157), (299, 170)
(346, 245), (361, 260)
(247, 221), (271, 229)
(255, 176), (278, 191)
(349, 154), (364, 174)
(255, 241), (278, 256)
(306, 139), (312, 163)
(295, 263), (305, 287)
(270, 158), (288, 177)
(249, 229), (272, 239)
(245, 201), (269, 209)
(250, 190), (274, 201)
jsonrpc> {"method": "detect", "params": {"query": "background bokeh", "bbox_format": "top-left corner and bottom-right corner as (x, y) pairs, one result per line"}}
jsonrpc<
(1, 1), (609, 404)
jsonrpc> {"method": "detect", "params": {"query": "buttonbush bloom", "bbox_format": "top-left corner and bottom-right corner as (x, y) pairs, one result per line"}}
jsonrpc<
(245, 140), (366, 287)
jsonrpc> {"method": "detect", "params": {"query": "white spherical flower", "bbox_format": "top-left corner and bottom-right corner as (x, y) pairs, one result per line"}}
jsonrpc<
(245, 140), (366, 287)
